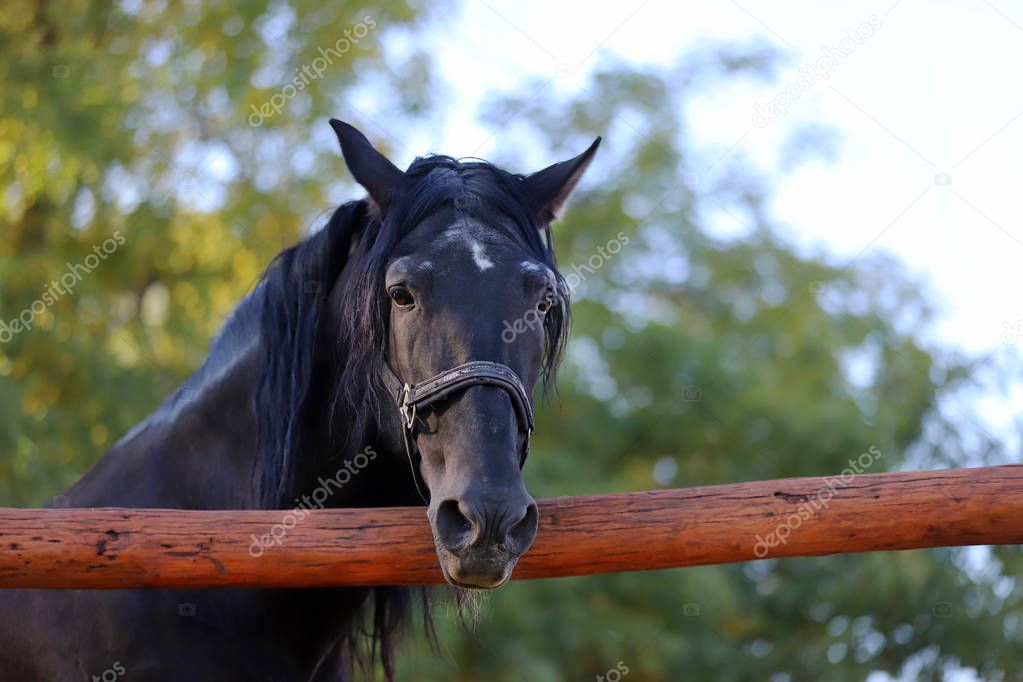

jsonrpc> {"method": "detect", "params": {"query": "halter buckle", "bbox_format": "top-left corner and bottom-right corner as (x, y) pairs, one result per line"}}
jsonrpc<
(398, 383), (416, 429)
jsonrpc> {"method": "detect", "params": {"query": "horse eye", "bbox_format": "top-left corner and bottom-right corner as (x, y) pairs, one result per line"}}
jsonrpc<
(537, 293), (555, 314)
(389, 287), (415, 308)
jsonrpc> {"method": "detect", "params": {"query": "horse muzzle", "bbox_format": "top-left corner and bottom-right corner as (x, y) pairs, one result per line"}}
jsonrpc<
(429, 495), (539, 588)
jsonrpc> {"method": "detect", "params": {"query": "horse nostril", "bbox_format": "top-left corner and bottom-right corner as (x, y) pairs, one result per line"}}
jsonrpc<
(503, 502), (539, 555)
(435, 499), (476, 550)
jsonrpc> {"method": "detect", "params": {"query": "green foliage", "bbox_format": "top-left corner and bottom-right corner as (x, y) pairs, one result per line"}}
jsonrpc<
(2, 4), (1020, 680)
(0, 0), (432, 503)
(399, 57), (1022, 681)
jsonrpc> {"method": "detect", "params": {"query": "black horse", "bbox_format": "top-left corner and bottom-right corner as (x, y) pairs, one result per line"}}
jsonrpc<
(0, 120), (599, 681)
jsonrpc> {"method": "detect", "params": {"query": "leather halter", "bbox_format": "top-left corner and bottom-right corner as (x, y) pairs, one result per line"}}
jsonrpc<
(379, 361), (535, 489)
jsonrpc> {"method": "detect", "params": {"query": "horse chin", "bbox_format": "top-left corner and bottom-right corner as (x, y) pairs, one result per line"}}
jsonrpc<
(436, 547), (519, 590)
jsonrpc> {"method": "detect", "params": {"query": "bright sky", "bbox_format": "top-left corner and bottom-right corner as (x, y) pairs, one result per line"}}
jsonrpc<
(357, 0), (1023, 467)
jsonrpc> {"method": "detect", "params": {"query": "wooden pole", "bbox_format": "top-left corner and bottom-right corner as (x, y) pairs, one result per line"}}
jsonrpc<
(0, 465), (1020, 589)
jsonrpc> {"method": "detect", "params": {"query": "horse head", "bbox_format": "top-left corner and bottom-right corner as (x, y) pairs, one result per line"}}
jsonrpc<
(331, 120), (599, 588)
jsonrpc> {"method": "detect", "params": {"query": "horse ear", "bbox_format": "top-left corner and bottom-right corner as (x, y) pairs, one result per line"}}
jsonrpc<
(523, 137), (601, 224)
(329, 119), (404, 213)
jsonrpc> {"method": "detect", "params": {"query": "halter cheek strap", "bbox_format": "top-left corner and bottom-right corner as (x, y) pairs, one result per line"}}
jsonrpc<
(379, 361), (535, 499)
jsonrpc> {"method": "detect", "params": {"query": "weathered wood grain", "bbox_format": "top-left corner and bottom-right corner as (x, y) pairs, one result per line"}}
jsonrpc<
(0, 465), (1019, 588)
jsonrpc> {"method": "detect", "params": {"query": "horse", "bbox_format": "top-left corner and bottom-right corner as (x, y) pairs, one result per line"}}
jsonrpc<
(0, 120), (600, 681)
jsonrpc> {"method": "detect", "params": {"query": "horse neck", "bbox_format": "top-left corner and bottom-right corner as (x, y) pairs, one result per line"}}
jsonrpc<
(64, 334), (265, 509)
(65, 338), (415, 512)
(63, 226), (421, 511)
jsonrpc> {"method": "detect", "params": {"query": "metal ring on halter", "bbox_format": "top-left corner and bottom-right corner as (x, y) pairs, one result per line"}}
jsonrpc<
(398, 383), (417, 429)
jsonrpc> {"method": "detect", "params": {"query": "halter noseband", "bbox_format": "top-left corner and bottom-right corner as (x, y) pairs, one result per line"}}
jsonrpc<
(379, 361), (535, 493)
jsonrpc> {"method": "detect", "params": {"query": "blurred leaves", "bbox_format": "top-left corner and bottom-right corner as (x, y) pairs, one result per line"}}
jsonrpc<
(0, 0), (436, 502)
(400, 55), (1022, 682)
(1, 3), (1020, 681)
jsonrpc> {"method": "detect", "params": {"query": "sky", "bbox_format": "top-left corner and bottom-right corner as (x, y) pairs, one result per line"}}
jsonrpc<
(355, 0), (1023, 466)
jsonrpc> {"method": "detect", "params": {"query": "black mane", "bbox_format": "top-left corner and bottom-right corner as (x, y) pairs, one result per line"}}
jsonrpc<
(253, 154), (571, 677)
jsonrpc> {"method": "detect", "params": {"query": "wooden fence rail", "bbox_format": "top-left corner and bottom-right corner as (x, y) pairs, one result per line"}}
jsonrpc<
(0, 465), (1020, 589)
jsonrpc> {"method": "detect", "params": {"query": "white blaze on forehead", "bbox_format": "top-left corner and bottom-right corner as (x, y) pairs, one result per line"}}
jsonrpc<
(469, 239), (494, 271)
(439, 218), (500, 272)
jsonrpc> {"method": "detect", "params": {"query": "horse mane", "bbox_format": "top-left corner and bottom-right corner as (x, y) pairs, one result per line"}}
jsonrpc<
(256, 198), (371, 508)
(251, 153), (571, 679)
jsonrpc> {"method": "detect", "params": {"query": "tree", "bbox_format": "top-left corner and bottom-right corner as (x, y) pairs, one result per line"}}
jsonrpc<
(398, 53), (1023, 681)
(0, 0), (434, 504)
(3, 5), (1020, 678)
